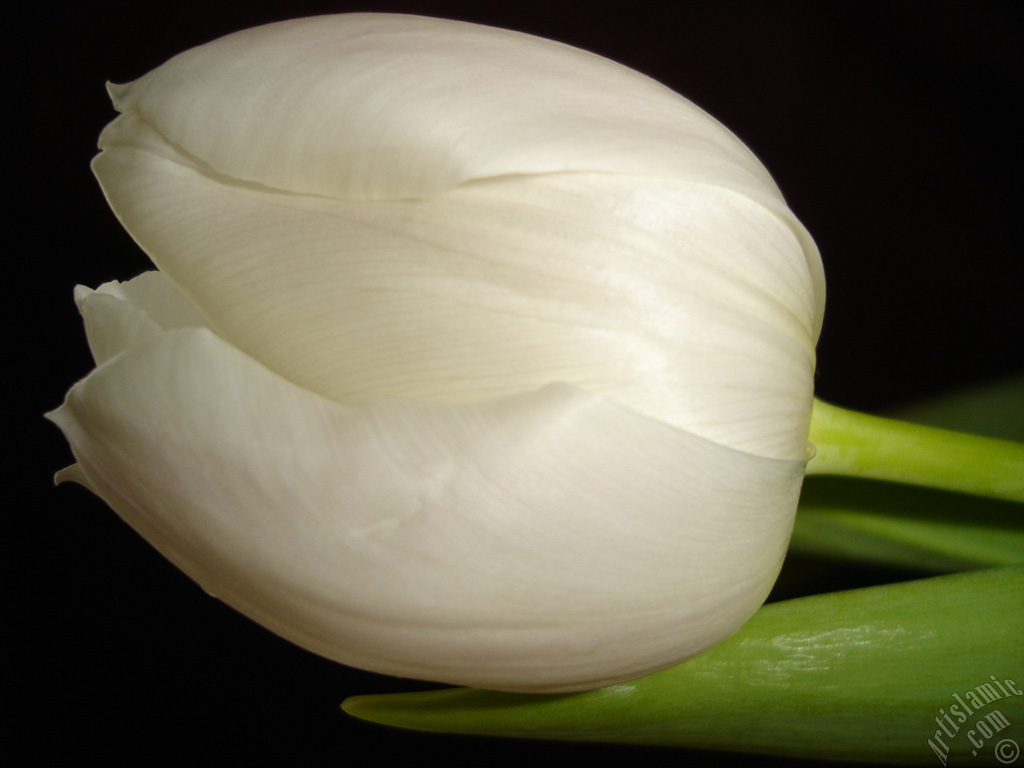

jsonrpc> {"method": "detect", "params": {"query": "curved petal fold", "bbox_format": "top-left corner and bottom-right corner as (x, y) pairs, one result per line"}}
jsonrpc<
(49, 300), (804, 692)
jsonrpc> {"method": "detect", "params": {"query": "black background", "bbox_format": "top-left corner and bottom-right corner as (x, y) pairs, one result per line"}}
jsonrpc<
(19, 1), (1022, 763)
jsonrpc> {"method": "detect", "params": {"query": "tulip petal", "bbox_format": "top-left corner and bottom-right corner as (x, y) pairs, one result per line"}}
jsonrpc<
(48, 290), (805, 692)
(103, 15), (782, 208)
(94, 124), (819, 459)
(73, 271), (207, 365)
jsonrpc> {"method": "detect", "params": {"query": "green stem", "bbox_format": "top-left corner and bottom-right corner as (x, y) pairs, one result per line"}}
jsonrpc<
(807, 399), (1024, 503)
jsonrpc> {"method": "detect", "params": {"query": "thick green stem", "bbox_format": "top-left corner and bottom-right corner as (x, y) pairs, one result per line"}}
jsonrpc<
(807, 399), (1024, 503)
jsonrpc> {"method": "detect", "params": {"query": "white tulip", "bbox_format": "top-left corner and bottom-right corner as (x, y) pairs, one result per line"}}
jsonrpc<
(49, 13), (824, 692)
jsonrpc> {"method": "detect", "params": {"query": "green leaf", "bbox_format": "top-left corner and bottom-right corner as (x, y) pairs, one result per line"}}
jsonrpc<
(793, 477), (1024, 571)
(891, 372), (1024, 442)
(344, 566), (1024, 764)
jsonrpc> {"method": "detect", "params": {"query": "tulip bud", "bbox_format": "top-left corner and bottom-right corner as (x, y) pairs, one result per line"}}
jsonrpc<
(49, 13), (824, 692)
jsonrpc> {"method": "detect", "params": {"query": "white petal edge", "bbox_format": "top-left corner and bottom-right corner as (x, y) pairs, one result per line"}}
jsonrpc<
(73, 270), (208, 365)
(103, 14), (780, 207)
(47, 286), (806, 692)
